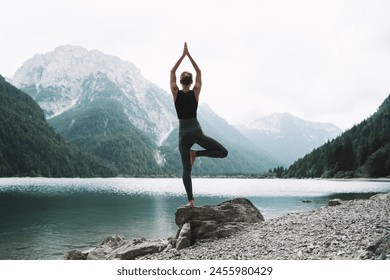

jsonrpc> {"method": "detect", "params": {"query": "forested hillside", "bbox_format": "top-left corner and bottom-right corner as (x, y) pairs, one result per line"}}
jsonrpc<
(0, 75), (117, 177)
(48, 99), (164, 176)
(286, 94), (390, 178)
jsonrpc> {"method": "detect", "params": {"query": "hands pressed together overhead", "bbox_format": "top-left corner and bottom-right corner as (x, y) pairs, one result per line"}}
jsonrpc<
(183, 42), (190, 57)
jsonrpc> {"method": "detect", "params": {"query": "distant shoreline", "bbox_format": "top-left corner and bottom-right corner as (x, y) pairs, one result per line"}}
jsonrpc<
(1, 176), (390, 181)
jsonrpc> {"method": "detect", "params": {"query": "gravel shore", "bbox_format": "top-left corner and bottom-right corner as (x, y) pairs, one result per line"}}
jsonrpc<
(140, 193), (390, 260)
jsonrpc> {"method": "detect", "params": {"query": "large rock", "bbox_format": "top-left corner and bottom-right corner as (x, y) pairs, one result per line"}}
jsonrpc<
(328, 199), (342, 206)
(175, 198), (264, 247)
(63, 250), (87, 260)
(366, 235), (390, 260)
(107, 238), (169, 260)
(176, 223), (191, 250)
(64, 198), (264, 258)
(87, 235), (127, 260)
(83, 235), (168, 260)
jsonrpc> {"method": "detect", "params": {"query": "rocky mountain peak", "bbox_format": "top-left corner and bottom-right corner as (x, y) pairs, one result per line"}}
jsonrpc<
(237, 112), (342, 165)
(248, 112), (341, 136)
(10, 45), (176, 145)
(12, 45), (140, 89)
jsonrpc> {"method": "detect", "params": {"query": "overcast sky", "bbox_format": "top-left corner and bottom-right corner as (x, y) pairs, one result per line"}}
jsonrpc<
(1, 0), (390, 130)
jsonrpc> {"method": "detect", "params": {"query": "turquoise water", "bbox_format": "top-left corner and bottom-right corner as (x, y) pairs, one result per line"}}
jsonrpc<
(0, 178), (389, 260)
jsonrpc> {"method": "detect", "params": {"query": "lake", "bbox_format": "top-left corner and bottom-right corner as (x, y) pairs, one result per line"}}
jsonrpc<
(0, 177), (389, 260)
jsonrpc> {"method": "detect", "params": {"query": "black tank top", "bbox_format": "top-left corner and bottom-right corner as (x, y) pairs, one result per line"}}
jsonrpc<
(174, 90), (198, 119)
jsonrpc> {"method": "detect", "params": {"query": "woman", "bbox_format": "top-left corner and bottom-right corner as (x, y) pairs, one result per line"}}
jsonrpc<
(170, 42), (228, 207)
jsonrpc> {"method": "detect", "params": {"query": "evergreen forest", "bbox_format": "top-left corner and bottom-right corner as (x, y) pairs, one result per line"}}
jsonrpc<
(286, 94), (390, 178)
(0, 75), (117, 177)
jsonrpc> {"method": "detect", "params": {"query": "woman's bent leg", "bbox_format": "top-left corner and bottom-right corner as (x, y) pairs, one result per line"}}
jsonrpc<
(194, 131), (228, 158)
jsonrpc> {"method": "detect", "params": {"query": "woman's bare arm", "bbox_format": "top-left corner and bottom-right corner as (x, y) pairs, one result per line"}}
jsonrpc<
(170, 44), (186, 100)
(186, 45), (202, 100)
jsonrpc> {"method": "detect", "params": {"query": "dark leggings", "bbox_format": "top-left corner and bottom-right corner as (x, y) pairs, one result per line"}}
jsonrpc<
(178, 118), (228, 201)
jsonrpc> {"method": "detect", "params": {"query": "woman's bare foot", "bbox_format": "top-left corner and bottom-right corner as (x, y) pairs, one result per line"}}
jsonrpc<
(187, 200), (194, 207)
(190, 150), (196, 166)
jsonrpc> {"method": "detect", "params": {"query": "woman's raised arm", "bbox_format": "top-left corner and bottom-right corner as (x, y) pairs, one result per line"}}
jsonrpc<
(170, 44), (186, 100)
(186, 44), (202, 99)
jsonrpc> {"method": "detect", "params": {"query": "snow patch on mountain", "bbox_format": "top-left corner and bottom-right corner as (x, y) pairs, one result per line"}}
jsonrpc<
(154, 150), (166, 166)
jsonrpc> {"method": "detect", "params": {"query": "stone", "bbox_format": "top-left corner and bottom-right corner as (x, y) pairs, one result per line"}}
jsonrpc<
(86, 235), (127, 260)
(108, 238), (169, 260)
(133, 237), (147, 245)
(87, 244), (116, 260)
(163, 243), (174, 252)
(175, 198), (264, 226)
(101, 235), (127, 248)
(176, 223), (191, 250)
(62, 250), (87, 260)
(175, 197), (264, 242)
(328, 199), (342, 206)
(82, 235), (168, 260)
(367, 235), (390, 260)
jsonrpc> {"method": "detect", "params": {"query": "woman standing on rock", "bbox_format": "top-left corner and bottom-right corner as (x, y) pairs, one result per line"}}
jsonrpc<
(170, 42), (228, 207)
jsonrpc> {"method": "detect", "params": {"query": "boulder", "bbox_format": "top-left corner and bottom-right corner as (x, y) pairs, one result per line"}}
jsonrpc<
(62, 250), (87, 260)
(84, 235), (168, 260)
(366, 235), (390, 260)
(64, 198), (264, 258)
(87, 235), (127, 260)
(175, 198), (264, 244)
(176, 223), (191, 250)
(328, 199), (342, 206)
(108, 238), (169, 260)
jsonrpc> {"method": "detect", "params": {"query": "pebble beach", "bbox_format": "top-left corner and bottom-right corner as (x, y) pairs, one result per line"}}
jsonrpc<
(140, 193), (390, 260)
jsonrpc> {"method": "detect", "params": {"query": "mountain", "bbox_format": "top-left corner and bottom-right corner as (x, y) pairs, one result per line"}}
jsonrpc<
(0, 75), (116, 177)
(48, 99), (163, 176)
(286, 94), (390, 178)
(12, 45), (176, 145)
(236, 113), (342, 166)
(11, 45), (278, 176)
